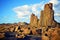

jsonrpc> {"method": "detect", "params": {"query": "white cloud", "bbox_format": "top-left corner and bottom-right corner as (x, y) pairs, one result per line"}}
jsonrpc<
(49, 0), (59, 5)
(13, 0), (60, 23)
(54, 13), (60, 16)
(13, 1), (45, 19)
(13, 5), (31, 18)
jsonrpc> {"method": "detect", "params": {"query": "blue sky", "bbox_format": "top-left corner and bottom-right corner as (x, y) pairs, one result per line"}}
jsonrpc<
(0, 0), (60, 24)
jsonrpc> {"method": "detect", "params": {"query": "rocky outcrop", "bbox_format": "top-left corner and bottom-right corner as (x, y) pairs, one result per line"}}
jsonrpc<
(30, 3), (60, 29)
(0, 3), (60, 39)
(30, 13), (38, 28)
(39, 3), (54, 27)
(30, 3), (60, 40)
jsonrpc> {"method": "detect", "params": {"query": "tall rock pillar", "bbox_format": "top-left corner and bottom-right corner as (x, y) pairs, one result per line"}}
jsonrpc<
(30, 13), (38, 27)
(39, 3), (54, 27)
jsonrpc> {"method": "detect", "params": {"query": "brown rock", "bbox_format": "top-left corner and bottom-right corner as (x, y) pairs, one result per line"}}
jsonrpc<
(30, 13), (38, 27)
(39, 3), (54, 27)
(0, 33), (5, 38)
(42, 36), (49, 40)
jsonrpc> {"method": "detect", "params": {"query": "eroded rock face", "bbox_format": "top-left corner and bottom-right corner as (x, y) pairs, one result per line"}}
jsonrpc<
(30, 13), (38, 27)
(0, 3), (60, 39)
(39, 3), (54, 27)
(29, 3), (60, 36)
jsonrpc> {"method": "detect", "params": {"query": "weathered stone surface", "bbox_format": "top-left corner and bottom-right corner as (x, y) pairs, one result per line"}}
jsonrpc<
(39, 3), (60, 40)
(0, 3), (60, 39)
(30, 13), (38, 27)
(39, 3), (54, 27)
(52, 21), (57, 28)
(42, 35), (49, 40)
(0, 33), (5, 38)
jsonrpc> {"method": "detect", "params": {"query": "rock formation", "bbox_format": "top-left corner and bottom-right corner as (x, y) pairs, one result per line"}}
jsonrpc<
(0, 3), (60, 40)
(30, 13), (38, 28)
(30, 3), (60, 29)
(39, 3), (54, 27)
(30, 3), (60, 40)
(39, 3), (60, 28)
